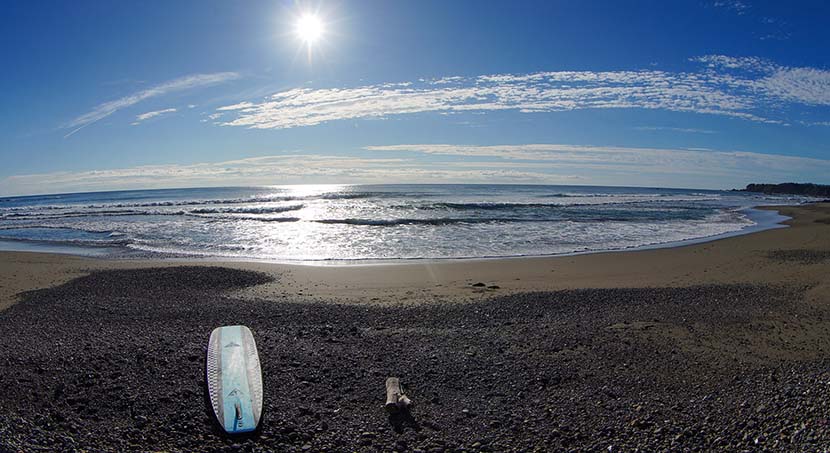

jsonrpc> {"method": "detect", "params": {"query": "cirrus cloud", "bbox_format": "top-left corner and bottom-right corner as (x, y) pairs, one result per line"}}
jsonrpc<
(132, 108), (177, 125)
(64, 72), (240, 137)
(215, 56), (830, 130)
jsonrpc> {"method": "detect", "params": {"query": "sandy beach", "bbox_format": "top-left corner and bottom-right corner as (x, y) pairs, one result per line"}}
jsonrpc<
(3, 204), (829, 310)
(1, 203), (829, 451)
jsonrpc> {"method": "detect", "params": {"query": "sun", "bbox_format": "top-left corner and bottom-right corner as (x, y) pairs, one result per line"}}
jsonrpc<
(295, 14), (324, 45)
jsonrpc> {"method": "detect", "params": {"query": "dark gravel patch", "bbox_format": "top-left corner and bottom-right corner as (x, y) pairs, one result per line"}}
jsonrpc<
(0, 266), (828, 452)
(767, 249), (830, 265)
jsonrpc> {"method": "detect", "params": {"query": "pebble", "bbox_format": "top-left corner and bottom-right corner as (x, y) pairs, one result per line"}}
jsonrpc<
(0, 268), (826, 451)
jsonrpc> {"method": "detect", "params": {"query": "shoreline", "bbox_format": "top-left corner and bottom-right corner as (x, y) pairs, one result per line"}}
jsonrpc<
(0, 204), (793, 265)
(0, 202), (797, 268)
(1, 203), (827, 312)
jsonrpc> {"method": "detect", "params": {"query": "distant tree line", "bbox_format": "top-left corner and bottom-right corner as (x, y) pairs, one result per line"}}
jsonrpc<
(741, 183), (830, 197)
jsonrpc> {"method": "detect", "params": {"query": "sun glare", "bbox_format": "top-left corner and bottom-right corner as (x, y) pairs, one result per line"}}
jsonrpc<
(296, 14), (324, 44)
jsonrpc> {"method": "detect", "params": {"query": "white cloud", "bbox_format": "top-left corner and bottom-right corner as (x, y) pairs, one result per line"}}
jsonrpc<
(712, 1), (749, 15)
(690, 55), (830, 106)
(215, 57), (830, 130)
(762, 67), (830, 105)
(364, 144), (830, 188)
(217, 101), (255, 111)
(0, 154), (583, 196)
(132, 108), (177, 125)
(64, 72), (239, 137)
(2, 144), (828, 196)
(690, 55), (774, 72)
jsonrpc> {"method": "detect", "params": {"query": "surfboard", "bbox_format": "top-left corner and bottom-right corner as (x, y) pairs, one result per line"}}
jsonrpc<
(206, 325), (263, 434)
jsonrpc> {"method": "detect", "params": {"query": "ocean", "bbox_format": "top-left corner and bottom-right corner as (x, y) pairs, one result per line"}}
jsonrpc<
(0, 184), (808, 262)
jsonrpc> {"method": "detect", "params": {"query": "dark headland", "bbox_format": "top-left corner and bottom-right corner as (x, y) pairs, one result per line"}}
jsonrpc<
(1, 203), (829, 451)
(740, 182), (830, 198)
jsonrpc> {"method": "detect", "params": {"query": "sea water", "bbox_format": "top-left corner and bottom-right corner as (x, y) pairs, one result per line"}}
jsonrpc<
(0, 184), (808, 261)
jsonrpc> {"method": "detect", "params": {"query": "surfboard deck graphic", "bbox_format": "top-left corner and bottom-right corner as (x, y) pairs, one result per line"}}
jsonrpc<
(206, 325), (263, 434)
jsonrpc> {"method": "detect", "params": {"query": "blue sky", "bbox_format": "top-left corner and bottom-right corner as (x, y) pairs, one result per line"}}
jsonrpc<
(1, 0), (830, 195)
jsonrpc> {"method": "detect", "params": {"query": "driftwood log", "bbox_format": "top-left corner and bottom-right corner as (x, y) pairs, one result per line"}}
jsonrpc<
(385, 377), (413, 413)
(385, 377), (402, 412)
